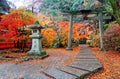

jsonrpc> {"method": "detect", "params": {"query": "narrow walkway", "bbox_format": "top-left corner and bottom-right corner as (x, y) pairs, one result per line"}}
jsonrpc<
(0, 45), (102, 79)
(44, 45), (102, 79)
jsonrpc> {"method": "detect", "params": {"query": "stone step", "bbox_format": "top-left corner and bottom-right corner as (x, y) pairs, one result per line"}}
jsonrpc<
(68, 63), (102, 72)
(43, 67), (77, 79)
(77, 52), (92, 54)
(78, 53), (94, 55)
(58, 66), (89, 78)
(74, 58), (98, 62)
(25, 73), (50, 79)
(73, 61), (100, 64)
(76, 55), (96, 59)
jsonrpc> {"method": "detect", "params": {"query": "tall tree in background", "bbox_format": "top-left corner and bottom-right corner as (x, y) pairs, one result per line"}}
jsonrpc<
(104, 0), (120, 25)
(26, 0), (42, 14)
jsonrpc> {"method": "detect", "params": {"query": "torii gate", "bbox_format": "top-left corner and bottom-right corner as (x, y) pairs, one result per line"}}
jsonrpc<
(66, 12), (111, 50)
(65, 1), (111, 50)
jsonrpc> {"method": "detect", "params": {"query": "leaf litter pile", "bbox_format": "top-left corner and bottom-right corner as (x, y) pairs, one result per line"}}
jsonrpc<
(87, 47), (120, 79)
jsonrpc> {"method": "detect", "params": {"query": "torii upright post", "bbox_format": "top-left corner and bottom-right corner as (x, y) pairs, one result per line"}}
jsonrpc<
(66, 14), (73, 50)
(88, 12), (111, 49)
(98, 12), (104, 49)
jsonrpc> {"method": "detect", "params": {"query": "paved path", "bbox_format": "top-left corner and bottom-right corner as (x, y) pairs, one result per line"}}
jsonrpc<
(0, 45), (102, 79)
(43, 45), (102, 79)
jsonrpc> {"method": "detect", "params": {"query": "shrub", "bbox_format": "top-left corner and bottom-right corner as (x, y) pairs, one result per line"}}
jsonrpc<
(42, 28), (56, 48)
(86, 39), (92, 46)
(92, 34), (100, 47)
(103, 25), (120, 50)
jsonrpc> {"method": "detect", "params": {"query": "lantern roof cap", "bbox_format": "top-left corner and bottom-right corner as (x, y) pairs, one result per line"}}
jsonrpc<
(27, 21), (43, 29)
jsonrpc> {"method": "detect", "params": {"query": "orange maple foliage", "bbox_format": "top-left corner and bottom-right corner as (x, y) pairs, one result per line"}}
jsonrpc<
(42, 28), (56, 47)
(0, 8), (36, 41)
(58, 21), (85, 39)
(40, 19), (89, 47)
(37, 14), (91, 47)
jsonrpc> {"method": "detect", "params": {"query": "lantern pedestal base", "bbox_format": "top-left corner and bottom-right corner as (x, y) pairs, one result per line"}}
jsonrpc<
(27, 50), (48, 59)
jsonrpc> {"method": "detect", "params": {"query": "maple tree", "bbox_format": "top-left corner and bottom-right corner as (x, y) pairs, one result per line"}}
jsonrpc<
(58, 21), (83, 46)
(42, 28), (56, 47)
(41, 18), (87, 47)
(0, 8), (36, 41)
(0, 8), (35, 50)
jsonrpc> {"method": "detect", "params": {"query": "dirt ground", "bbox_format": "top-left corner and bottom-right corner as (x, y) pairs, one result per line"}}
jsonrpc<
(0, 46), (79, 67)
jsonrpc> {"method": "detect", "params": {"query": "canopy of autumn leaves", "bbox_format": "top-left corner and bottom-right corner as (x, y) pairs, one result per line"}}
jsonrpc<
(37, 13), (90, 47)
(0, 10), (91, 46)
(0, 8), (36, 41)
(41, 20), (89, 47)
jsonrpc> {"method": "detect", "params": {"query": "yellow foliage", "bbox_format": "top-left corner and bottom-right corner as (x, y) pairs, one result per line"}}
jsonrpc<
(37, 13), (51, 26)
(108, 21), (119, 28)
(42, 28), (56, 46)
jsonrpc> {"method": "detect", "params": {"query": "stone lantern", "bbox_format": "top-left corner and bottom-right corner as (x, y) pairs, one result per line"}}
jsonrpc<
(27, 21), (47, 57)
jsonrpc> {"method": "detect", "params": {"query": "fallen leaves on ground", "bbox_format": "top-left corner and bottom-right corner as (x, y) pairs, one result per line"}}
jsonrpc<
(0, 46), (80, 68)
(0, 48), (27, 63)
(1, 46), (120, 78)
(87, 47), (120, 79)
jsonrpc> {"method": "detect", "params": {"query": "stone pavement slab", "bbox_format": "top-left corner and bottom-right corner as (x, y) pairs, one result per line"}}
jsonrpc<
(73, 60), (100, 64)
(43, 45), (102, 79)
(0, 63), (49, 79)
(76, 55), (96, 59)
(68, 63), (102, 72)
(69, 45), (102, 74)
(58, 66), (89, 77)
(74, 58), (98, 61)
(43, 67), (77, 79)
(24, 73), (49, 79)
